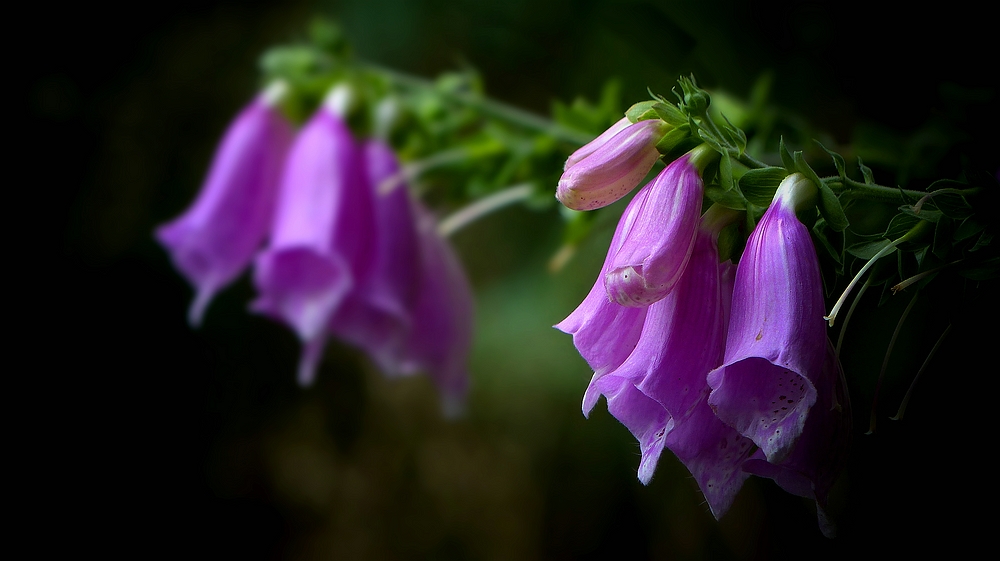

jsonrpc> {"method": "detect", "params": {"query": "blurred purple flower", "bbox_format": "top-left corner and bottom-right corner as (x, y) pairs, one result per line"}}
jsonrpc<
(603, 152), (703, 307)
(251, 90), (377, 386)
(156, 83), (293, 325)
(395, 202), (475, 415)
(707, 173), (826, 463)
(556, 118), (668, 211)
(325, 138), (422, 374)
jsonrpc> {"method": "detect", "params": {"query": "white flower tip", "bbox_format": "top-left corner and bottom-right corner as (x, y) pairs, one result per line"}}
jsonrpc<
(260, 80), (289, 107)
(323, 84), (354, 117)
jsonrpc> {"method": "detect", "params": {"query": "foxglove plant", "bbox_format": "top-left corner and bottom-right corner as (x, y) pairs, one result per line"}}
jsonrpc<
(156, 81), (294, 325)
(589, 207), (756, 517)
(556, 118), (671, 211)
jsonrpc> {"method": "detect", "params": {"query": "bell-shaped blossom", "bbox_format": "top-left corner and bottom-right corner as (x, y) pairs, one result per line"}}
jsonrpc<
(707, 173), (826, 463)
(743, 339), (852, 538)
(394, 203), (475, 416)
(603, 151), (704, 307)
(563, 117), (631, 170)
(556, 118), (669, 211)
(589, 214), (755, 518)
(156, 82), (294, 325)
(251, 88), (377, 386)
(327, 138), (422, 374)
(554, 181), (653, 414)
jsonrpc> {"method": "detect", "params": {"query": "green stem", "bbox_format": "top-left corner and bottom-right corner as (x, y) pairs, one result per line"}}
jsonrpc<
(823, 176), (979, 204)
(366, 62), (594, 146)
(736, 152), (768, 169)
(438, 183), (535, 237)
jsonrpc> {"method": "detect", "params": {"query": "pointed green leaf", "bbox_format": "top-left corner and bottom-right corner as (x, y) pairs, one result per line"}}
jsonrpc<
(815, 140), (846, 180)
(779, 136), (795, 172)
(739, 167), (787, 207)
(858, 157), (875, 185)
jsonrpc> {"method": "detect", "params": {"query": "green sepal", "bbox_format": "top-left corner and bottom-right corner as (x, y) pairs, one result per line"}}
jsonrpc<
(779, 136), (795, 172)
(719, 152), (735, 193)
(720, 113), (747, 154)
(794, 151), (849, 231)
(739, 167), (787, 207)
(656, 125), (692, 155)
(626, 100), (659, 123)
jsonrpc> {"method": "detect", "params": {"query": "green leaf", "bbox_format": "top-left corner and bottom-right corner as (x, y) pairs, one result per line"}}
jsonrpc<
(932, 216), (955, 259)
(884, 213), (920, 240)
(815, 140), (846, 180)
(625, 100), (659, 123)
(655, 125), (692, 155)
(954, 216), (985, 241)
(847, 239), (893, 259)
(957, 256), (1000, 280)
(739, 167), (787, 207)
(858, 156), (874, 185)
(899, 205), (943, 223)
(705, 186), (747, 210)
(794, 152), (849, 231)
(928, 190), (974, 219)
(719, 152), (735, 193)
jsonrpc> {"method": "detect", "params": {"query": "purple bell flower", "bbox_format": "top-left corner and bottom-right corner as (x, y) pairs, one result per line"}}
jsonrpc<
(742, 339), (851, 538)
(603, 151), (704, 307)
(156, 82), (294, 326)
(588, 211), (755, 518)
(707, 173), (826, 463)
(251, 87), (377, 386)
(555, 180), (653, 413)
(556, 118), (669, 211)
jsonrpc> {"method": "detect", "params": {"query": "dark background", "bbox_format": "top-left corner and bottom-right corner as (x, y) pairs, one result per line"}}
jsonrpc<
(34, 1), (996, 558)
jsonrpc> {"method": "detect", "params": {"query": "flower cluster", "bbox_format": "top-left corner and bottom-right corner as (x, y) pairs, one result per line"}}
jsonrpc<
(157, 84), (473, 410)
(556, 118), (850, 536)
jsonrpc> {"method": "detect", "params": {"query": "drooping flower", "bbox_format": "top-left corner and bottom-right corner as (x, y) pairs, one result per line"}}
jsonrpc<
(251, 86), (377, 386)
(707, 173), (826, 463)
(554, 180), (652, 414)
(556, 118), (669, 211)
(156, 81), (294, 326)
(603, 148), (707, 307)
(394, 202), (475, 416)
(588, 209), (756, 518)
(742, 339), (851, 538)
(325, 138), (422, 374)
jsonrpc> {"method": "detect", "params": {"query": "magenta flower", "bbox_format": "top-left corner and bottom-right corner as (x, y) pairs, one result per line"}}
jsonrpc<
(556, 118), (669, 211)
(251, 90), (377, 386)
(707, 173), (826, 463)
(394, 202), (475, 415)
(563, 117), (631, 170)
(554, 181), (653, 412)
(742, 339), (851, 538)
(327, 138), (422, 375)
(603, 152), (704, 307)
(155, 83), (293, 325)
(588, 216), (755, 518)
